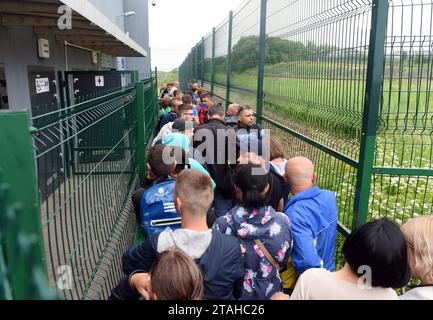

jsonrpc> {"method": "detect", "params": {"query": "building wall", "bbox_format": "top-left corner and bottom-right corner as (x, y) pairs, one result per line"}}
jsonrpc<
(124, 0), (151, 79)
(0, 0), (150, 110)
(88, 0), (125, 30)
(0, 26), (103, 111)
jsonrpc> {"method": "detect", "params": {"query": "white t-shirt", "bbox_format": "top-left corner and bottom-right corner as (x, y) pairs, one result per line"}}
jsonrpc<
(270, 160), (287, 177)
(290, 268), (398, 300)
(152, 122), (174, 146)
(400, 286), (433, 300)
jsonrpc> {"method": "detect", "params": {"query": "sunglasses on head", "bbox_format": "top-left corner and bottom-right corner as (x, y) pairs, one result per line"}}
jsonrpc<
(238, 105), (252, 112)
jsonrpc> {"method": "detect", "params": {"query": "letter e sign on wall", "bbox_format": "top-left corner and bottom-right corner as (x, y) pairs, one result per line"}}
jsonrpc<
(95, 75), (105, 87)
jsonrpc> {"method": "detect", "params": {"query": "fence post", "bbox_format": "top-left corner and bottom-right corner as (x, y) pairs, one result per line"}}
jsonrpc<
(256, 0), (267, 126)
(0, 111), (53, 299)
(194, 45), (198, 81)
(211, 27), (216, 96)
(153, 67), (158, 131)
(353, 0), (389, 229)
(226, 11), (233, 111)
(136, 81), (146, 183)
(188, 52), (192, 84)
(201, 37), (205, 87)
(58, 71), (71, 178)
(155, 66), (158, 93)
(186, 55), (189, 86)
(185, 56), (188, 86)
(133, 70), (139, 83)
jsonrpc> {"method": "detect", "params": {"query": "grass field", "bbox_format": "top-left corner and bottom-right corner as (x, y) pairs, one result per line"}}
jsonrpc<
(159, 69), (179, 88)
(212, 58), (433, 227)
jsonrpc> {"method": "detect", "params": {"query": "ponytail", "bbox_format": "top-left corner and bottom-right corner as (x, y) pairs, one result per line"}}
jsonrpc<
(241, 187), (268, 209)
(235, 163), (270, 209)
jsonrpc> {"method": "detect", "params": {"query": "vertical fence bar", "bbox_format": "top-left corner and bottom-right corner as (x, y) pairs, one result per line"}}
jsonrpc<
(185, 54), (189, 86)
(153, 69), (158, 128)
(194, 45), (198, 81)
(0, 111), (53, 299)
(133, 70), (139, 83)
(154, 67), (158, 132)
(226, 11), (234, 111)
(185, 54), (189, 85)
(150, 69), (155, 133)
(188, 52), (192, 83)
(211, 27), (216, 96)
(58, 71), (71, 178)
(136, 81), (146, 183)
(179, 63), (183, 90)
(256, 0), (268, 126)
(201, 37), (205, 87)
(155, 67), (158, 91)
(155, 66), (158, 94)
(353, 0), (389, 229)
(187, 50), (193, 82)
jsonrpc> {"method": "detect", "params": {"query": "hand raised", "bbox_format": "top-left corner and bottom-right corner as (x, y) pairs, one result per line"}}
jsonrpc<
(130, 273), (152, 300)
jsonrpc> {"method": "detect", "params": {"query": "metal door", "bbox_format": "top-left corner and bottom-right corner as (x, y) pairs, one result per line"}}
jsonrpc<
(28, 67), (63, 200)
(64, 71), (134, 166)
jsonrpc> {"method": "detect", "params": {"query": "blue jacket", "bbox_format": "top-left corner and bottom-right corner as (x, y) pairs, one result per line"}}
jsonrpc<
(139, 178), (181, 238)
(109, 229), (245, 300)
(283, 186), (338, 276)
(215, 205), (293, 300)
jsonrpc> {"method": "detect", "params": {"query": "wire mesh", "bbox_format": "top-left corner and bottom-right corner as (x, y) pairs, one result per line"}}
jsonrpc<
(179, 0), (433, 238)
(203, 33), (213, 83)
(230, 0), (262, 109)
(26, 77), (157, 299)
(214, 19), (230, 104)
(32, 87), (138, 300)
(369, 0), (433, 221)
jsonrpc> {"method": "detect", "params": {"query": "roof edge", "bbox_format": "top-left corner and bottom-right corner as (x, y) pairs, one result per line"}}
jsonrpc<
(60, 0), (147, 57)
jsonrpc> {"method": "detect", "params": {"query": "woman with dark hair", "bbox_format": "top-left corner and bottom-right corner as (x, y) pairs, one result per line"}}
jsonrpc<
(274, 218), (410, 300)
(214, 163), (293, 300)
(130, 248), (204, 300)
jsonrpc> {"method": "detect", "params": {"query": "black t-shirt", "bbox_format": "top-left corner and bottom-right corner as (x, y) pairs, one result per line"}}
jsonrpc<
(267, 170), (283, 211)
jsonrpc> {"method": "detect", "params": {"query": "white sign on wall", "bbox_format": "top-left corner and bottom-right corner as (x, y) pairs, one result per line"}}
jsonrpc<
(36, 78), (50, 94)
(95, 75), (105, 87)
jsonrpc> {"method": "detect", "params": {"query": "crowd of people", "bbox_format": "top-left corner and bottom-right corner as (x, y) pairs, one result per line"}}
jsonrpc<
(110, 81), (433, 301)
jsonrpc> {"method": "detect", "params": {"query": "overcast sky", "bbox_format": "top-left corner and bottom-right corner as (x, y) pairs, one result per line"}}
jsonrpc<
(149, 0), (244, 72)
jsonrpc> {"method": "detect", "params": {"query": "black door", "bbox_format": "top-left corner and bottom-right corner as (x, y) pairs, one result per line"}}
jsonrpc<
(28, 67), (63, 201)
(65, 71), (130, 165)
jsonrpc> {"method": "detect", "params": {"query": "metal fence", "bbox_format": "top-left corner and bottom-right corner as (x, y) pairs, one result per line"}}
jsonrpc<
(179, 0), (433, 265)
(0, 73), (158, 299)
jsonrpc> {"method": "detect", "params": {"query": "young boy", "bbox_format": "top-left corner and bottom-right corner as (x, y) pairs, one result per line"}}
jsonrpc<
(110, 170), (245, 300)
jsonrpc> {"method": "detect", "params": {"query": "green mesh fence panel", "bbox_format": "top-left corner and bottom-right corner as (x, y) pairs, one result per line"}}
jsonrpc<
(179, 0), (433, 241)
(0, 77), (158, 300)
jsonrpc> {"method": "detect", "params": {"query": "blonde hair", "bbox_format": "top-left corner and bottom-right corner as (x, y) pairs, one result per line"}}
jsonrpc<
(174, 169), (214, 217)
(401, 216), (433, 284)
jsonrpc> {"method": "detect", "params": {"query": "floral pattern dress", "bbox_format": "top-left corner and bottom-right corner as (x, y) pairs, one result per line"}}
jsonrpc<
(215, 205), (293, 300)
